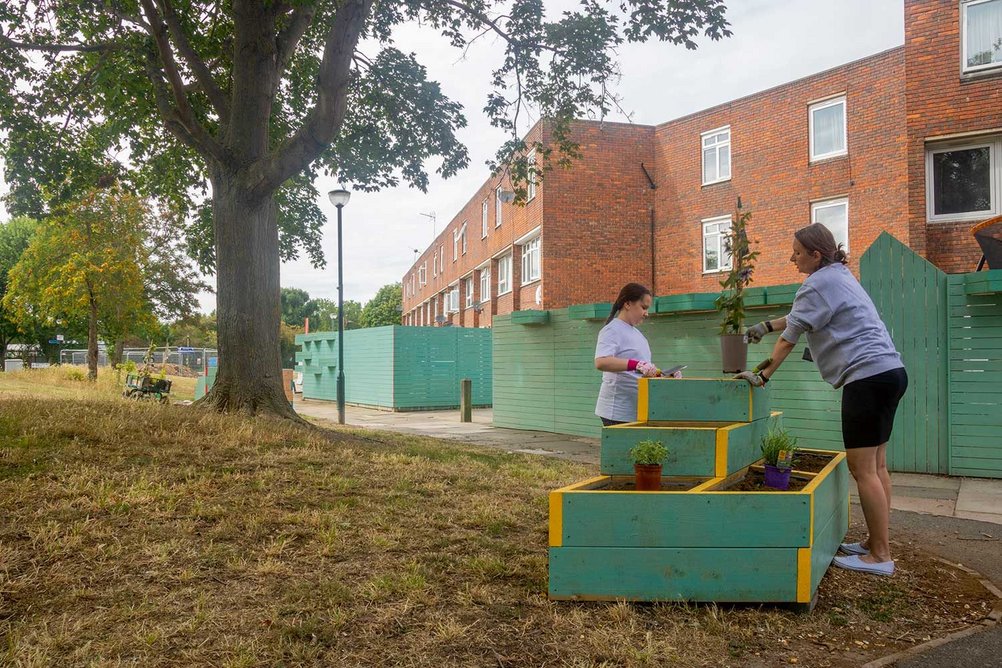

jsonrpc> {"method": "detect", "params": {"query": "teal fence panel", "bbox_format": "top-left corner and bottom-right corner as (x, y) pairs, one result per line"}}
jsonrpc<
(392, 326), (492, 410)
(456, 328), (493, 405)
(947, 276), (1002, 477)
(861, 233), (950, 474)
(493, 304), (840, 449)
(297, 327), (395, 407)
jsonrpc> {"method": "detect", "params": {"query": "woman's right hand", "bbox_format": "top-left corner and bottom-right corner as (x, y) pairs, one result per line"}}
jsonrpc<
(635, 361), (659, 377)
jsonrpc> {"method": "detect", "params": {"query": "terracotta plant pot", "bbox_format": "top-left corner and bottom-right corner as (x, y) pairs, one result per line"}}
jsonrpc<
(634, 464), (663, 491)
(720, 333), (748, 373)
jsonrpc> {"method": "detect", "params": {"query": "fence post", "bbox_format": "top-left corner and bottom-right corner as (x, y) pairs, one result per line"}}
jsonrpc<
(460, 378), (472, 422)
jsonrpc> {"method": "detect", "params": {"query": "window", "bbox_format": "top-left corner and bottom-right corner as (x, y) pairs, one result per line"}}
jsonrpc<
(432, 253), (438, 277)
(453, 229), (459, 261)
(527, 150), (537, 201)
(497, 254), (512, 295)
(702, 216), (732, 273)
(701, 126), (731, 185)
(448, 286), (460, 313)
(926, 138), (1001, 222)
(521, 237), (541, 283)
(480, 267), (491, 304)
(811, 198), (850, 252)
(460, 223), (467, 255)
(464, 277), (474, 308)
(418, 263), (427, 286)
(809, 96), (847, 161)
(963, 0), (1002, 73)
(495, 187), (503, 227)
(481, 198), (489, 238)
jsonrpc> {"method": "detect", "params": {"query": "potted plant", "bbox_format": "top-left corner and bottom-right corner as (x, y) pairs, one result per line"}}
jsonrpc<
(714, 198), (759, 373)
(629, 439), (669, 491)
(760, 427), (798, 490)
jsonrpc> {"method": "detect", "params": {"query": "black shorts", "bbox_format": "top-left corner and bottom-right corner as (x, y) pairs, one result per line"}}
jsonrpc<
(841, 367), (908, 449)
(600, 417), (627, 427)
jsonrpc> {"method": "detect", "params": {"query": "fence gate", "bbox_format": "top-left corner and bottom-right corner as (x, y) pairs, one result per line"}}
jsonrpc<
(860, 233), (950, 474)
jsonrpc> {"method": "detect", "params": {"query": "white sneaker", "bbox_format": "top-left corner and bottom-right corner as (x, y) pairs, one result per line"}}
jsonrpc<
(839, 542), (869, 556)
(833, 554), (894, 576)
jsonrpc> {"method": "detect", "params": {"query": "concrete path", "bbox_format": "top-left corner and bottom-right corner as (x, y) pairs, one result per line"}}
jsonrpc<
(295, 399), (1002, 526)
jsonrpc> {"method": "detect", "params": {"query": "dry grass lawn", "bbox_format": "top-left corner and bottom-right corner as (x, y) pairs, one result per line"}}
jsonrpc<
(0, 370), (995, 666)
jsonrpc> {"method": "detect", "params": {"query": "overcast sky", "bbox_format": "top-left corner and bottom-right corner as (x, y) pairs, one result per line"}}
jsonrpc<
(1, 0), (906, 314)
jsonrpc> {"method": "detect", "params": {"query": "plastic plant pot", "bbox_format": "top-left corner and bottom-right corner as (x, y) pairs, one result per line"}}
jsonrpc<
(634, 464), (663, 491)
(763, 464), (791, 490)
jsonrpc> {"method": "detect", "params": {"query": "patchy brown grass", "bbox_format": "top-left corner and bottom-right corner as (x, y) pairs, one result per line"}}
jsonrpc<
(0, 366), (197, 402)
(0, 376), (995, 666)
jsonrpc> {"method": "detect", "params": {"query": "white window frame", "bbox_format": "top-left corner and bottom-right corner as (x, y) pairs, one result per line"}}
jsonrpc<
(809, 96), (847, 162)
(460, 222), (467, 255)
(497, 254), (512, 295)
(811, 197), (850, 253)
(447, 285), (460, 313)
(481, 198), (489, 238)
(701, 126), (731, 185)
(418, 263), (427, 286)
(453, 229), (459, 261)
(464, 276), (474, 308)
(962, 0), (1002, 74)
(702, 215), (733, 274)
(495, 187), (503, 227)
(520, 236), (541, 284)
(926, 137), (1001, 223)
(479, 266), (491, 304)
(527, 150), (537, 201)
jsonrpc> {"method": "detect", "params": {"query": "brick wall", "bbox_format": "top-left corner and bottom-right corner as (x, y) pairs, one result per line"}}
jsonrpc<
(905, 0), (1002, 273)
(652, 47), (908, 293)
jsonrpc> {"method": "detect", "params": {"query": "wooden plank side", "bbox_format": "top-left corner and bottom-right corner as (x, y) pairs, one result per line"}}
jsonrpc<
(559, 491), (811, 548)
(548, 546), (799, 602)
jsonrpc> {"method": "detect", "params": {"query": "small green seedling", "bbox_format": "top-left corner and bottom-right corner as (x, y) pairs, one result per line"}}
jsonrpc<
(630, 439), (669, 466)
(760, 428), (798, 469)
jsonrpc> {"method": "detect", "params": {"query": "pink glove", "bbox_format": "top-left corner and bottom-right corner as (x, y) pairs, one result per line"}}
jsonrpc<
(669, 369), (683, 379)
(635, 361), (659, 377)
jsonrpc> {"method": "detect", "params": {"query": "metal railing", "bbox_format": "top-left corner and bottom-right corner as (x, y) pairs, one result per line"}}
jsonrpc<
(58, 347), (217, 371)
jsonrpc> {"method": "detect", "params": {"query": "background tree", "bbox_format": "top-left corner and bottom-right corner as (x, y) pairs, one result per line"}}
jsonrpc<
(0, 0), (730, 417)
(360, 283), (402, 328)
(0, 216), (37, 368)
(310, 298), (338, 331)
(280, 287), (318, 328)
(166, 312), (218, 349)
(3, 187), (155, 380)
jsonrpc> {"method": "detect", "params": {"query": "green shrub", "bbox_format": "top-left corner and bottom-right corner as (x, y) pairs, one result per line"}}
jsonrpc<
(64, 369), (86, 382)
(760, 428), (798, 468)
(629, 439), (669, 466)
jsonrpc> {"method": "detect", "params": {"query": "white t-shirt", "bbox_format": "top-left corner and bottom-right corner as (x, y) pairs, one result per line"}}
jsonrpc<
(594, 318), (652, 422)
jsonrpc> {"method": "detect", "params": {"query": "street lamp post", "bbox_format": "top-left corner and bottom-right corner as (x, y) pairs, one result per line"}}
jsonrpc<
(328, 188), (351, 424)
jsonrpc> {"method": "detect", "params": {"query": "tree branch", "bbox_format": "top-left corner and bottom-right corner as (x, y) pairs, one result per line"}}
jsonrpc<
(0, 33), (124, 53)
(157, 0), (231, 124)
(275, 5), (315, 79)
(248, 0), (374, 199)
(138, 0), (229, 167)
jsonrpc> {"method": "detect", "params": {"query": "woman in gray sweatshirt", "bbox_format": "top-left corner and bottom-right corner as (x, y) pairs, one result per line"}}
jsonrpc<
(738, 223), (907, 577)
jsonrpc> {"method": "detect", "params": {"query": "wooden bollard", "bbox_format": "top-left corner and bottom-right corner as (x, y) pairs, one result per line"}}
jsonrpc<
(460, 378), (472, 422)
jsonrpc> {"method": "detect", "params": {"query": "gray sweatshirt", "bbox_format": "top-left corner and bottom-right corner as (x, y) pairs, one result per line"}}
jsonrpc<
(781, 263), (903, 389)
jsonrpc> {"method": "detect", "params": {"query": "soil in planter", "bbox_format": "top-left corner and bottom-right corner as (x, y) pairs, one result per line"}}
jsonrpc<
(792, 451), (836, 473)
(728, 468), (811, 492)
(599, 477), (703, 492)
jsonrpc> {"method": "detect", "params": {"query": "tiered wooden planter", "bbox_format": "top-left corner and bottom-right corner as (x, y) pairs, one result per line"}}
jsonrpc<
(548, 378), (848, 608)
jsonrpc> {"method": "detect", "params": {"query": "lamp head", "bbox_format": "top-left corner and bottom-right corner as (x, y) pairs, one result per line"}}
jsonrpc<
(328, 188), (351, 208)
(498, 189), (516, 204)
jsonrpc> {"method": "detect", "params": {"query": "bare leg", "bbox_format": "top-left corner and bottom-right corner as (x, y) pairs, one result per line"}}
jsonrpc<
(846, 445), (892, 563)
(861, 444), (892, 551)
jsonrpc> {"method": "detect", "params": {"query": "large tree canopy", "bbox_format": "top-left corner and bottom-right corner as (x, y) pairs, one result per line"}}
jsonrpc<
(0, 0), (730, 417)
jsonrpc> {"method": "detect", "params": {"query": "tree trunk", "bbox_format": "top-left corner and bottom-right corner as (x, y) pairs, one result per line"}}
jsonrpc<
(110, 340), (125, 367)
(87, 296), (99, 381)
(198, 173), (297, 419)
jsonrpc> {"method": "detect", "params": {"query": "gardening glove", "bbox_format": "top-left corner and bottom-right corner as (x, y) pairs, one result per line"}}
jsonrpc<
(745, 321), (771, 344)
(668, 369), (683, 379)
(734, 370), (766, 387)
(634, 360), (659, 377)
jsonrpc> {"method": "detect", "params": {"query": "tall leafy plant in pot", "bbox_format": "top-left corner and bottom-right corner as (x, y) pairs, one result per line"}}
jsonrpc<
(714, 198), (759, 373)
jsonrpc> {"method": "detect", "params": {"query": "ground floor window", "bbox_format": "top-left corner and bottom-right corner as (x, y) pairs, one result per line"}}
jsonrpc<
(811, 198), (849, 252)
(702, 215), (732, 273)
(521, 237), (541, 283)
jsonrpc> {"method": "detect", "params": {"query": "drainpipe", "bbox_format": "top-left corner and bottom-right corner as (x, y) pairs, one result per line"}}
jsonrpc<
(640, 162), (658, 293)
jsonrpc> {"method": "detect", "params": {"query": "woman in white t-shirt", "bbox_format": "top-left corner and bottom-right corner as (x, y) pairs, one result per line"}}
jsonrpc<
(594, 283), (679, 426)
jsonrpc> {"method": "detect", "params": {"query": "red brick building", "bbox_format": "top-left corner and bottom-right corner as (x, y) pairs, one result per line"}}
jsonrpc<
(402, 0), (1002, 326)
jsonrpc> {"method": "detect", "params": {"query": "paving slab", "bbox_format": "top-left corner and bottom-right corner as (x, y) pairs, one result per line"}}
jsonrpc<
(957, 479), (1002, 517)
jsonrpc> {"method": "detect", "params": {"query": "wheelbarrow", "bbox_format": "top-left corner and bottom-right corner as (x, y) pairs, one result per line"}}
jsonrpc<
(123, 373), (172, 404)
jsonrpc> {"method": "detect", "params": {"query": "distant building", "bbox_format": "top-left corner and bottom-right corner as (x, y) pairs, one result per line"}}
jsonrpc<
(401, 0), (1002, 326)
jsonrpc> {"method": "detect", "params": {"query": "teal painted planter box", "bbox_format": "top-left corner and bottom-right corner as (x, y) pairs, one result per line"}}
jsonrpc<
(654, 293), (719, 314)
(639, 377), (771, 423)
(548, 450), (849, 604)
(511, 309), (550, 325)
(600, 413), (781, 477)
(765, 283), (801, 305)
(568, 303), (612, 320)
(963, 269), (1002, 295)
(294, 326), (491, 410)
